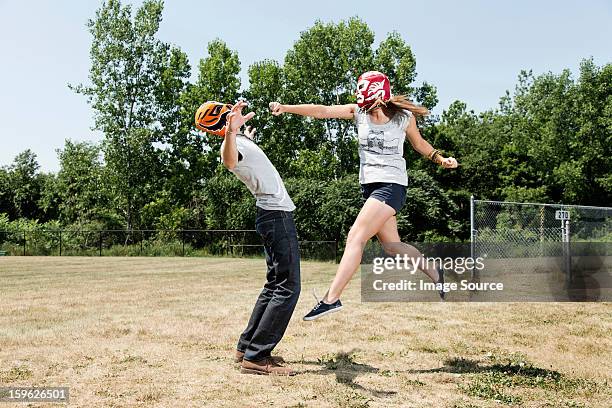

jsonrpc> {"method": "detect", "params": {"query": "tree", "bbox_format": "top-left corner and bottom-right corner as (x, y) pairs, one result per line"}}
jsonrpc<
(502, 59), (611, 205)
(55, 140), (109, 225)
(430, 59), (611, 209)
(0, 167), (14, 218)
(8, 150), (44, 220)
(38, 172), (61, 222)
(244, 18), (438, 180)
(176, 39), (241, 191)
(72, 0), (190, 230)
(278, 18), (373, 177)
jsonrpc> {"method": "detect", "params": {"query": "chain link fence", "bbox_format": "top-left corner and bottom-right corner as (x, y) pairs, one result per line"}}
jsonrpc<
(0, 229), (338, 262)
(471, 198), (612, 259)
(469, 198), (612, 301)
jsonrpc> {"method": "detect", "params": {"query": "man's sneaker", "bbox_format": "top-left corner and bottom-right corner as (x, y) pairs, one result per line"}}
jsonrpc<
(234, 350), (285, 364)
(303, 297), (343, 321)
(240, 357), (296, 376)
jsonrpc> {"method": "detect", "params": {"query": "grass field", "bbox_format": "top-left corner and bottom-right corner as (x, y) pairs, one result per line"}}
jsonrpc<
(0, 257), (610, 407)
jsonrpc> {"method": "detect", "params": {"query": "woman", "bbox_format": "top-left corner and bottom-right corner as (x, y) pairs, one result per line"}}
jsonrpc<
(270, 71), (458, 320)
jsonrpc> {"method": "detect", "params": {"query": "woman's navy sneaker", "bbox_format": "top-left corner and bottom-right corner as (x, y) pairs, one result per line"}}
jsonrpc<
(303, 298), (343, 321)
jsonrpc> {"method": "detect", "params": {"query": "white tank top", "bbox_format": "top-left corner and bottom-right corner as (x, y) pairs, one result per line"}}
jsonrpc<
(354, 108), (411, 186)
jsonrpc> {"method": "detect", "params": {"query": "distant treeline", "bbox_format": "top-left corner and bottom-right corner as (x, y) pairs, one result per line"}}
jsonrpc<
(0, 0), (610, 245)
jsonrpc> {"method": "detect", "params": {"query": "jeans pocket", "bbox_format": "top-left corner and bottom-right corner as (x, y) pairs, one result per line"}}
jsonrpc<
(281, 217), (298, 238)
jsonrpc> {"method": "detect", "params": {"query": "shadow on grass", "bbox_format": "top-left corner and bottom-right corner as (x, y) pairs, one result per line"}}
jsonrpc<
(297, 349), (397, 398)
(406, 356), (563, 377)
(295, 353), (598, 403)
(407, 356), (598, 403)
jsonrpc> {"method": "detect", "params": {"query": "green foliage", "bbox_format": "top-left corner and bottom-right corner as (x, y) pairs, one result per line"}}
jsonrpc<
(0, 150), (60, 223)
(400, 170), (462, 241)
(178, 38), (242, 185)
(0, 169), (11, 217)
(288, 148), (340, 180)
(203, 172), (256, 230)
(6, 150), (44, 219)
(56, 140), (108, 224)
(318, 176), (364, 242)
(437, 59), (611, 207)
(0, 216), (62, 255)
(37, 172), (61, 221)
(246, 18), (437, 179)
(317, 351), (359, 370)
(72, 0), (190, 229)
(195, 39), (241, 102)
(375, 31), (416, 96)
(199, 172), (460, 244)
(2, 8), (609, 251)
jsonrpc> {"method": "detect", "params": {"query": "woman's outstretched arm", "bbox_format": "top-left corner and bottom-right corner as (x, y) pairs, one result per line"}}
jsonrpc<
(269, 102), (357, 120)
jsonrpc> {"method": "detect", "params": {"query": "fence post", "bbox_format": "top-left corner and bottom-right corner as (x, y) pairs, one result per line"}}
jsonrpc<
(566, 218), (572, 284)
(99, 231), (102, 257)
(182, 230), (185, 257)
(228, 232), (233, 257)
(59, 230), (62, 256)
(23, 230), (26, 256)
(335, 240), (339, 264)
(470, 195), (475, 257)
(562, 216), (572, 285)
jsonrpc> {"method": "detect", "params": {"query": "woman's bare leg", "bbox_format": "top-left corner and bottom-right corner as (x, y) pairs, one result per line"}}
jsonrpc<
(326, 198), (396, 302)
(376, 216), (440, 282)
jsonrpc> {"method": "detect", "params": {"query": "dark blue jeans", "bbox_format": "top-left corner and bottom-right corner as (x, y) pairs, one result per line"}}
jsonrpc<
(237, 208), (301, 362)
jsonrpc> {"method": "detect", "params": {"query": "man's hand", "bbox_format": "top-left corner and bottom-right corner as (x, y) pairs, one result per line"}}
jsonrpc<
(227, 101), (255, 134)
(244, 126), (256, 139)
(269, 102), (285, 116)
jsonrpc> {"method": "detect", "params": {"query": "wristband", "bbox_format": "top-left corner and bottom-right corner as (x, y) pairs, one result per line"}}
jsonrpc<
(428, 149), (444, 165)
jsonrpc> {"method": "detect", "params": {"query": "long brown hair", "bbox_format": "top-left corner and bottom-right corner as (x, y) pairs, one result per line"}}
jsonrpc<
(368, 95), (429, 117)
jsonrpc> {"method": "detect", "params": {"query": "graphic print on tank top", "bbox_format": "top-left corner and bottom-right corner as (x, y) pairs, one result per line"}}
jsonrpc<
(360, 129), (400, 155)
(354, 109), (411, 186)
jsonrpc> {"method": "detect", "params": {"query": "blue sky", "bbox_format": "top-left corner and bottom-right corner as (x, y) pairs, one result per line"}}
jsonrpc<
(0, 0), (610, 171)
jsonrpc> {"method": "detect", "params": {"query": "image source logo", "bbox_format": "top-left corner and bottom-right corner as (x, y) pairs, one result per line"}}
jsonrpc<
(360, 242), (612, 302)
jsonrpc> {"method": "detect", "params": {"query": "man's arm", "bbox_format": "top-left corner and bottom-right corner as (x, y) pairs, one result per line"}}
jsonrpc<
(220, 101), (254, 170)
(269, 102), (356, 120)
(221, 129), (239, 170)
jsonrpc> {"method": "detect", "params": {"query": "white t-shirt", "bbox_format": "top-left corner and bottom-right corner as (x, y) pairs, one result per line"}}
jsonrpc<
(227, 134), (295, 211)
(354, 108), (411, 186)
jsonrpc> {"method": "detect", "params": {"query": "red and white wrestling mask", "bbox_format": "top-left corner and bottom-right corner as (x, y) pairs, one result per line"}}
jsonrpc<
(356, 71), (391, 110)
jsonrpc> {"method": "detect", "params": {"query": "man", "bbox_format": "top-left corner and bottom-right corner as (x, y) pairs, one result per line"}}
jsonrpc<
(195, 100), (300, 376)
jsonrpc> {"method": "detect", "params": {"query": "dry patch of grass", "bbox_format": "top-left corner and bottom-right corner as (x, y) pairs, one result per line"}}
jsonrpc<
(0, 256), (611, 407)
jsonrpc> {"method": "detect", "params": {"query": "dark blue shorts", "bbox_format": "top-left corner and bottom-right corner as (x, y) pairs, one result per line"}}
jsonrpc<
(361, 182), (407, 214)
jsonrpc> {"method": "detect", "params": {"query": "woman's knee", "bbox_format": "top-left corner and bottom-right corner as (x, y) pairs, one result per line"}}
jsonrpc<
(346, 230), (369, 248)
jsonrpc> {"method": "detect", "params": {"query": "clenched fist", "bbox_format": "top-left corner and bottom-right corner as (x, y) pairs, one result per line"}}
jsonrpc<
(441, 157), (459, 169)
(269, 102), (285, 116)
